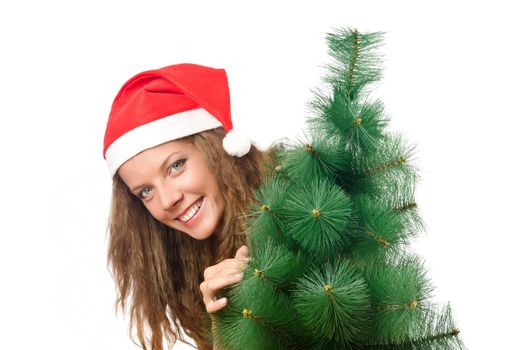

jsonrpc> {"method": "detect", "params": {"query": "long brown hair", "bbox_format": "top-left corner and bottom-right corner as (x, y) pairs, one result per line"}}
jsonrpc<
(107, 127), (273, 349)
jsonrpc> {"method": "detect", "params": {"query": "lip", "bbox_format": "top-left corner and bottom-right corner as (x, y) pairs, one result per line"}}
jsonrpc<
(175, 196), (204, 222)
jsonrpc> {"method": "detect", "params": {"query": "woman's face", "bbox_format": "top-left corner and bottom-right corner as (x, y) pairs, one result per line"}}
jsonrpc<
(118, 139), (225, 240)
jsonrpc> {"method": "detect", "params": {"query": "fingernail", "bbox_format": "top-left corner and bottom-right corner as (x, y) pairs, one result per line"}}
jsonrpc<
(218, 298), (227, 305)
(236, 273), (244, 279)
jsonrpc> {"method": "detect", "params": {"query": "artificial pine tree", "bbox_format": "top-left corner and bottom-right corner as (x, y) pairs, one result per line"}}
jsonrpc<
(212, 28), (465, 350)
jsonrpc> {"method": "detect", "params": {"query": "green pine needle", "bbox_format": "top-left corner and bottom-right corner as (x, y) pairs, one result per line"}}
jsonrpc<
(346, 133), (419, 199)
(364, 254), (434, 343)
(282, 178), (356, 259)
(250, 175), (291, 216)
(325, 28), (384, 99)
(215, 279), (300, 350)
(247, 176), (291, 246)
(376, 172), (425, 236)
(347, 196), (408, 260)
(363, 304), (465, 349)
(212, 308), (291, 350)
(247, 238), (305, 288)
(308, 93), (389, 158)
(293, 259), (371, 344)
(362, 133), (418, 179)
(280, 131), (352, 185)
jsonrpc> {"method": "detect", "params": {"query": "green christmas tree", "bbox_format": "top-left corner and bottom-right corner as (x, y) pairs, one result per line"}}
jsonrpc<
(212, 28), (465, 350)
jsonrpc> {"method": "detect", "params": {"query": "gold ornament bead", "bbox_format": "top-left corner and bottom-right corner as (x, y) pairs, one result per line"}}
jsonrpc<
(261, 204), (271, 212)
(254, 269), (263, 278)
(312, 209), (321, 218)
(377, 237), (390, 248)
(408, 299), (418, 309)
(304, 144), (314, 153)
(324, 284), (333, 295)
(242, 308), (254, 318)
(353, 117), (363, 127)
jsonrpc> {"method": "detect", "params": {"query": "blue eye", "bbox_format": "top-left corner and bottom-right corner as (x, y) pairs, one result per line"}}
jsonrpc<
(170, 159), (187, 172)
(139, 187), (152, 199)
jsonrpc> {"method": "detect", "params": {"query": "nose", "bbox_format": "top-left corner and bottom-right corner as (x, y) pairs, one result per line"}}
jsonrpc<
(158, 181), (183, 211)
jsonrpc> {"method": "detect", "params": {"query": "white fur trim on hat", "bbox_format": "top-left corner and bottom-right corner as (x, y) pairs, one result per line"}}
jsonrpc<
(223, 129), (252, 157)
(106, 108), (222, 176)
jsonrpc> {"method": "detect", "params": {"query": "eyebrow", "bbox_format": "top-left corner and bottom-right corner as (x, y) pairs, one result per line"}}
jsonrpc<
(130, 151), (183, 193)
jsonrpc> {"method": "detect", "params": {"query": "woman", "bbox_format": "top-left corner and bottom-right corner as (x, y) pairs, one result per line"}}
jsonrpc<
(103, 63), (273, 349)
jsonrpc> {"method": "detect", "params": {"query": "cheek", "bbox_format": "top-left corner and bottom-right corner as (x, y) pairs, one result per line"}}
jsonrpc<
(144, 201), (165, 222)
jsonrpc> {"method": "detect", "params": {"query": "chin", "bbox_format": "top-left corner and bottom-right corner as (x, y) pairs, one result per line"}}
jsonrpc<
(183, 227), (215, 240)
(168, 222), (216, 241)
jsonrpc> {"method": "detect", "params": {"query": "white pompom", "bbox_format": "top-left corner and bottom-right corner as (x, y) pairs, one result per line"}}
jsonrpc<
(223, 129), (252, 157)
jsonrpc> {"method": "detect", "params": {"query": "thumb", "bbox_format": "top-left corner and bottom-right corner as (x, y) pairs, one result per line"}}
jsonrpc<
(234, 245), (249, 262)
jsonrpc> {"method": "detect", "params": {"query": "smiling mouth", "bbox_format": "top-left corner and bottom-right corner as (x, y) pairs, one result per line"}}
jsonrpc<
(177, 197), (204, 222)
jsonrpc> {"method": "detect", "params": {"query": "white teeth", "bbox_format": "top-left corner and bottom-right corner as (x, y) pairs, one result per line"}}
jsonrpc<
(179, 198), (203, 222)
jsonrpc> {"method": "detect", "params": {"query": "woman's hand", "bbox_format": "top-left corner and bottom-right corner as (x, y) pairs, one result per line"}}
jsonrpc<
(200, 245), (249, 313)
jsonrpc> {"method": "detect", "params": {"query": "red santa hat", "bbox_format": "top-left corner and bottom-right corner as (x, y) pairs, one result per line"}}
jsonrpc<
(103, 63), (252, 176)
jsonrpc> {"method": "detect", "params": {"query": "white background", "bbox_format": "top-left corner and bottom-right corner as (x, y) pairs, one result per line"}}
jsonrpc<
(0, 1), (526, 349)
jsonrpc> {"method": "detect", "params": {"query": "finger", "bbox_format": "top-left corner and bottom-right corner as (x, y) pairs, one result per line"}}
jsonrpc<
(235, 245), (249, 263)
(201, 272), (244, 313)
(203, 273), (244, 298)
(199, 273), (243, 312)
(203, 265), (217, 280)
(203, 258), (240, 279)
(204, 261), (246, 281)
(206, 297), (228, 313)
